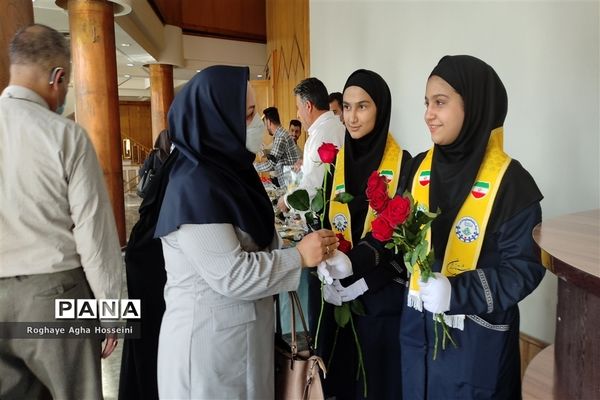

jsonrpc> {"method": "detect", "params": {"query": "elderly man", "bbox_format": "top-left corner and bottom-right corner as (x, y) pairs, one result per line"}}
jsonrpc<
(0, 24), (122, 399)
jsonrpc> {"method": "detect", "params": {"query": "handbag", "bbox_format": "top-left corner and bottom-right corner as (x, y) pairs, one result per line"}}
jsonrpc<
(136, 167), (155, 198)
(137, 149), (161, 198)
(274, 292), (326, 400)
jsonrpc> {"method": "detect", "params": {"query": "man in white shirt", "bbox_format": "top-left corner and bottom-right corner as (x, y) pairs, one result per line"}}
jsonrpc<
(277, 78), (345, 212)
(0, 24), (123, 399)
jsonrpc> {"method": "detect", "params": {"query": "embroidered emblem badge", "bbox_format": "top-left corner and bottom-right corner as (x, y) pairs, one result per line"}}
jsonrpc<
(333, 213), (348, 232)
(455, 217), (479, 243)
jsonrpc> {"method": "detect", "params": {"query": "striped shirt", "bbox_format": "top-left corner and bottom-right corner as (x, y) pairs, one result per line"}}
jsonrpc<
(254, 126), (300, 182)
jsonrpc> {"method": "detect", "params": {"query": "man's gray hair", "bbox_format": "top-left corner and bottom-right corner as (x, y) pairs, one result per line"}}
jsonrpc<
(293, 77), (330, 111)
(9, 24), (70, 70)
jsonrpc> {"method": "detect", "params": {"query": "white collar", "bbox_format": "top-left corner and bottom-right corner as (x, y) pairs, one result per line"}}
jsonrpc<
(1, 85), (50, 110)
(307, 111), (336, 136)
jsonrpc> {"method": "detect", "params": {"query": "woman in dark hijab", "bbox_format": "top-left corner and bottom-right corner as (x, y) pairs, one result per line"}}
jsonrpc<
(400, 55), (545, 399)
(154, 65), (338, 399)
(315, 69), (411, 399)
(138, 129), (171, 178)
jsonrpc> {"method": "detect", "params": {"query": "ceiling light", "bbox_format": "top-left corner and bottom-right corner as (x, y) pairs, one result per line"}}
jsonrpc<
(124, 74), (131, 78)
(196, 69), (201, 73)
(121, 43), (131, 47)
(126, 63), (134, 67)
(257, 74), (263, 78)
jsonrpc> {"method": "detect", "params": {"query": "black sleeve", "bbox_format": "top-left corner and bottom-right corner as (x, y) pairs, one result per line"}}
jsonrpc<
(341, 233), (408, 292)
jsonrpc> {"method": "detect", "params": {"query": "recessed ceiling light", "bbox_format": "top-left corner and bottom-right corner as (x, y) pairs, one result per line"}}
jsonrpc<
(257, 74), (263, 78)
(196, 69), (201, 73)
(121, 43), (131, 47)
(126, 63), (134, 67)
(124, 74), (131, 78)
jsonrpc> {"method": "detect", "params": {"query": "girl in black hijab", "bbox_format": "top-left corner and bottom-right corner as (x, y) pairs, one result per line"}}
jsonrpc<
(315, 69), (411, 399)
(154, 65), (337, 399)
(400, 55), (545, 399)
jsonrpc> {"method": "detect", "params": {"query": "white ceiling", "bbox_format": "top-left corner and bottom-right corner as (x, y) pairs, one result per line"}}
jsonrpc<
(32, 0), (267, 102)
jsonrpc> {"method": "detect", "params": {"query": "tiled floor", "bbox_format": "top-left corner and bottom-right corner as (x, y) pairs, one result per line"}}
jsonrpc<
(101, 192), (141, 400)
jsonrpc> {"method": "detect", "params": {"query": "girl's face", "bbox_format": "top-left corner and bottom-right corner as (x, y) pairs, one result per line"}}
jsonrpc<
(343, 86), (377, 139)
(424, 75), (465, 146)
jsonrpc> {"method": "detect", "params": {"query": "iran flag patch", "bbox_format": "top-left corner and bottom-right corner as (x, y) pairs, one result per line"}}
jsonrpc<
(418, 170), (431, 186)
(471, 181), (490, 198)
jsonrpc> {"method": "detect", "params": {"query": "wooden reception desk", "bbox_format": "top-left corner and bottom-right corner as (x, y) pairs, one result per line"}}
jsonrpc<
(523, 209), (600, 399)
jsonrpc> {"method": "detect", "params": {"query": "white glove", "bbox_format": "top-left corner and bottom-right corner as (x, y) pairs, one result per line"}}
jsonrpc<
(325, 250), (353, 279)
(323, 283), (342, 306)
(419, 272), (451, 314)
(317, 261), (333, 285)
(317, 250), (353, 284)
(333, 278), (368, 302)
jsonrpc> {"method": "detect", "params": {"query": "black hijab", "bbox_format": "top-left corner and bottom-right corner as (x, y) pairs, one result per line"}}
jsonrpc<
(343, 69), (392, 243)
(427, 55), (542, 258)
(155, 66), (274, 248)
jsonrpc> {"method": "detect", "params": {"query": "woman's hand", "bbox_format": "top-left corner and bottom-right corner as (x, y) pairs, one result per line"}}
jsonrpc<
(296, 229), (339, 267)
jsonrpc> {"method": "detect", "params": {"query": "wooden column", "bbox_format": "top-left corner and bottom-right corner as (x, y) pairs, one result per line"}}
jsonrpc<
(266, 0), (310, 149)
(149, 63), (174, 144)
(67, 0), (126, 245)
(0, 0), (34, 91)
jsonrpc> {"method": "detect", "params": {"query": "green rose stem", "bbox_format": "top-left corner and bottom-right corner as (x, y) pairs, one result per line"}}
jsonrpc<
(320, 164), (329, 229)
(312, 163), (333, 350)
(349, 314), (367, 398)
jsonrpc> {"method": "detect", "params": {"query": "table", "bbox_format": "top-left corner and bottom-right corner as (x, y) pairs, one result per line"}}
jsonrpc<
(524, 209), (600, 399)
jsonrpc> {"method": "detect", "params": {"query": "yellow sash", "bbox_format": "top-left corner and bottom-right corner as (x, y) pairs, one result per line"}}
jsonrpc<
(409, 128), (511, 327)
(328, 135), (403, 245)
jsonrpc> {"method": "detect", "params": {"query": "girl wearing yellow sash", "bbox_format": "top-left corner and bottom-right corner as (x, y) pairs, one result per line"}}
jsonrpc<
(400, 56), (545, 399)
(311, 69), (411, 400)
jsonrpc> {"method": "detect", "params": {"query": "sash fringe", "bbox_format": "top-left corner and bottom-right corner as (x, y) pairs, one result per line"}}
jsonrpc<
(408, 294), (465, 331)
(437, 313), (465, 331)
(407, 293), (423, 312)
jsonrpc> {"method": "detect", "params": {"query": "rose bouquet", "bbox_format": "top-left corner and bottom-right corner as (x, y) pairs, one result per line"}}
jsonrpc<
(367, 171), (456, 360)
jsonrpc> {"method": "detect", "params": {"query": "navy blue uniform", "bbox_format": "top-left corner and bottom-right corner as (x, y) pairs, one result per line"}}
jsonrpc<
(401, 204), (545, 399)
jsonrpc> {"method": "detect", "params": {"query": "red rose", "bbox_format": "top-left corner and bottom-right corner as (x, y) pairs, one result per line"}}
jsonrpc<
(366, 172), (390, 213)
(368, 190), (389, 213)
(366, 171), (387, 200)
(317, 143), (339, 164)
(336, 233), (352, 254)
(382, 195), (412, 226)
(371, 215), (395, 242)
